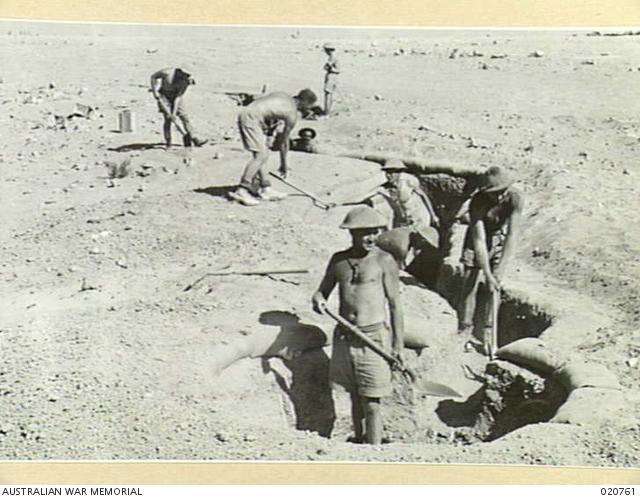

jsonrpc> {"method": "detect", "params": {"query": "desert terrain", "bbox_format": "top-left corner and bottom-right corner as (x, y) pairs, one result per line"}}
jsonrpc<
(0, 22), (639, 466)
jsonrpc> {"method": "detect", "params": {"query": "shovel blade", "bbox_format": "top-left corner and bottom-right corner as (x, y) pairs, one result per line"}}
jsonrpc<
(415, 378), (462, 398)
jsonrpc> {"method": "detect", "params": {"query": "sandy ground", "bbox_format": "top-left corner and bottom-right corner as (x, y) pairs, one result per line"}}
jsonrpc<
(0, 22), (639, 465)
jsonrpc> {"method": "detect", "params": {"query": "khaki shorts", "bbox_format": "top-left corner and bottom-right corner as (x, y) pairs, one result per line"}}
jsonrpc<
(238, 109), (267, 153)
(157, 94), (187, 118)
(461, 230), (505, 269)
(330, 323), (392, 398)
(324, 74), (338, 94)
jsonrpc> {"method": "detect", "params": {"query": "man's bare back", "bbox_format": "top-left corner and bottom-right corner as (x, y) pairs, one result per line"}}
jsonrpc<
(151, 68), (190, 98)
(246, 92), (298, 128)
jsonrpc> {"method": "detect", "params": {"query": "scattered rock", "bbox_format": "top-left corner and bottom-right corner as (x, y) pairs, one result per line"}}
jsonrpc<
(67, 103), (94, 120)
(532, 247), (551, 259)
(215, 432), (229, 442)
(79, 278), (98, 292)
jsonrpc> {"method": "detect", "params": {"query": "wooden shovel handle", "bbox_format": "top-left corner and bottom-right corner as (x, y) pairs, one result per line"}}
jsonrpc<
(325, 309), (414, 380)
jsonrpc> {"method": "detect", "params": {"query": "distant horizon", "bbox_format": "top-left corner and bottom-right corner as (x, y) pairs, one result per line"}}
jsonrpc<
(0, 20), (606, 40)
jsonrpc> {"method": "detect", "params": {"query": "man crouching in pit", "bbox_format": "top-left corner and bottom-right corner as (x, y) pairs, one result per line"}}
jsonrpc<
(312, 206), (404, 445)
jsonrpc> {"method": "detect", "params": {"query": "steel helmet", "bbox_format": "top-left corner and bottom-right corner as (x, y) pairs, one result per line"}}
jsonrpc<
(478, 166), (514, 193)
(381, 158), (406, 171)
(298, 127), (317, 139)
(339, 206), (386, 229)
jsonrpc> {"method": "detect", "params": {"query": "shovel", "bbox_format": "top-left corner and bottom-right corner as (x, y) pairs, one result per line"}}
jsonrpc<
(486, 287), (501, 360)
(325, 309), (462, 398)
(156, 97), (188, 137)
(269, 172), (331, 210)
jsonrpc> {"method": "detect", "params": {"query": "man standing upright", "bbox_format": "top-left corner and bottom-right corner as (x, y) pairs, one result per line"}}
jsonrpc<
(457, 166), (524, 356)
(229, 89), (317, 206)
(322, 43), (340, 116)
(312, 206), (404, 445)
(150, 67), (207, 149)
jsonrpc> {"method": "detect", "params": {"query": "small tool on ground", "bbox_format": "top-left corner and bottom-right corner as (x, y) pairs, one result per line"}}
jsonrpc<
(184, 268), (309, 292)
(325, 309), (462, 398)
(269, 172), (331, 210)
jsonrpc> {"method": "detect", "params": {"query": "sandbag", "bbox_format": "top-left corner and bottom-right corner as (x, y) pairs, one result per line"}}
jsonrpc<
(554, 360), (622, 391)
(550, 387), (625, 425)
(376, 227), (413, 264)
(496, 338), (564, 375)
(211, 319), (432, 374)
(211, 317), (329, 374)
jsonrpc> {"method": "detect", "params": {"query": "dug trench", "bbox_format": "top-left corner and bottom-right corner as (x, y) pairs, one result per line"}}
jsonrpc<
(211, 173), (584, 447)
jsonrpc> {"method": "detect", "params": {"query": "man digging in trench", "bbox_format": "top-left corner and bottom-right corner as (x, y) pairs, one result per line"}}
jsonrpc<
(328, 155), (484, 269)
(150, 67), (208, 149)
(312, 206), (404, 445)
(228, 89), (318, 206)
(457, 166), (524, 356)
(331, 158), (440, 269)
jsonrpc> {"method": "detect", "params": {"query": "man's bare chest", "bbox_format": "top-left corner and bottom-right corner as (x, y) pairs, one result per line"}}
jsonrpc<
(336, 258), (382, 285)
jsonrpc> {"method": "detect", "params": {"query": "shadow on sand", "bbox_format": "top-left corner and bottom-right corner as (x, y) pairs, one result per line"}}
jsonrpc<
(193, 186), (237, 199)
(108, 142), (166, 152)
(259, 310), (335, 438)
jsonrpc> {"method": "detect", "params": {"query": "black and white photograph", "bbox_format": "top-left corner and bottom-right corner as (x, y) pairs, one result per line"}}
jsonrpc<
(0, 19), (639, 467)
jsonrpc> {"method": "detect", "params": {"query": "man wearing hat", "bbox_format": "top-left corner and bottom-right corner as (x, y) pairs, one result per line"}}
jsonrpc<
(322, 43), (340, 116)
(377, 158), (439, 240)
(457, 166), (524, 356)
(149, 67), (208, 149)
(331, 158), (439, 268)
(312, 205), (404, 445)
(290, 127), (318, 153)
(229, 89), (318, 206)
(270, 127), (319, 153)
